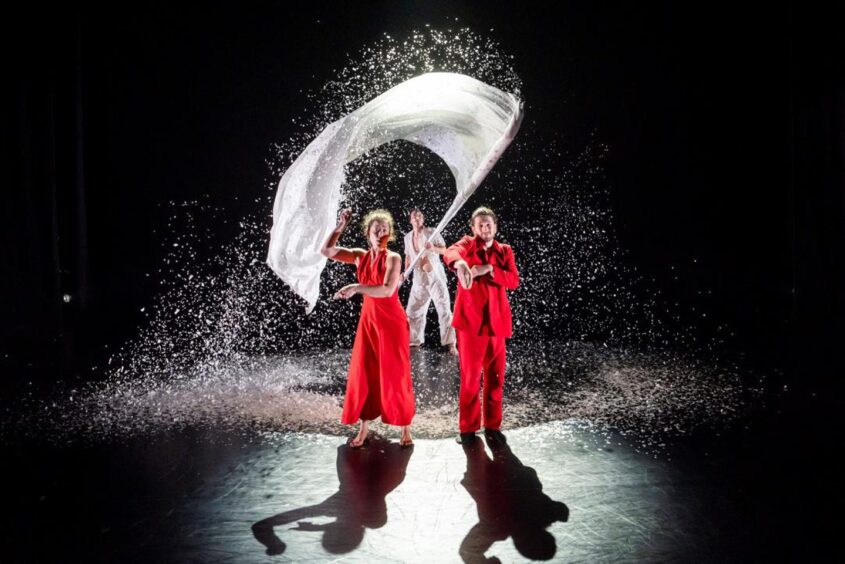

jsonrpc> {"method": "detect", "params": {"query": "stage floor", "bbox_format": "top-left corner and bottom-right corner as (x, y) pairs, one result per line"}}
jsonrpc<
(1, 344), (840, 562)
(3, 409), (838, 563)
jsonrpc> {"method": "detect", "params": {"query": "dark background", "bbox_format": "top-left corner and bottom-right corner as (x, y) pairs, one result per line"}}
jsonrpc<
(2, 1), (843, 395)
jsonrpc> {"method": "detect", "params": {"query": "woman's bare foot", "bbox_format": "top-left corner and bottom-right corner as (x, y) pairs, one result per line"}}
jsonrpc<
(399, 425), (413, 447)
(349, 420), (369, 448)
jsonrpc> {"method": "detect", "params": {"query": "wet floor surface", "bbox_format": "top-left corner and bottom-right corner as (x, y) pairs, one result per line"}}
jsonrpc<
(1, 341), (750, 449)
(3, 397), (841, 563)
(2, 343), (842, 562)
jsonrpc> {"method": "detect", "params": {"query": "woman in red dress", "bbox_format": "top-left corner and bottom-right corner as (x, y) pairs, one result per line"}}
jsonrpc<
(321, 208), (415, 447)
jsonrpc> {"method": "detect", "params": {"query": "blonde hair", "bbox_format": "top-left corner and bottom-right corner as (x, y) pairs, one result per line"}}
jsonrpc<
(360, 209), (397, 242)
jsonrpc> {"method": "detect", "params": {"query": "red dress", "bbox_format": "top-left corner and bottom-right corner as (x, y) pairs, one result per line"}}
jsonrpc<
(341, 249), (415, 426)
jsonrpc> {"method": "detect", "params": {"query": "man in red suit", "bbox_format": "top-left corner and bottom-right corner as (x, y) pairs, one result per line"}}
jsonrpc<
(444, 207), (520, 444)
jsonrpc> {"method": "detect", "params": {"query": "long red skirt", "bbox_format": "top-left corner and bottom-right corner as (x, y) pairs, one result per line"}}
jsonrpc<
(341, 250), (415, 426)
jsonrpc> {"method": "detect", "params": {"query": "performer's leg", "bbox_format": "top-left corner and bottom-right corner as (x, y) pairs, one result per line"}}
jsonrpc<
(400, 425), (413, 447)
(377, 312), (415, 428)
(356, 320), (383, 423)
(458, 331), (487, 433)
(481, 337), (506, 431)
(350, 419), (369, 447)
(430, 276), (457, 347)
(405, 278), (431, 346)
(342, 320), (375, 424)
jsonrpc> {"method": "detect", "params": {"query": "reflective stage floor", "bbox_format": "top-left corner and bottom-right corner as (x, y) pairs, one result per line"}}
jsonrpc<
(4, 408), (840, 563)
(1, 344), (841, 562)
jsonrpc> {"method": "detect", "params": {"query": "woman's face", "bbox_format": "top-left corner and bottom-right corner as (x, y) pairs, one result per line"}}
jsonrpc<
(368, 219), (391, 247)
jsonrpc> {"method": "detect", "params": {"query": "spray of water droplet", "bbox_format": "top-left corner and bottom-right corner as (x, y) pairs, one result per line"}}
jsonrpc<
(2, 29), (760, 454)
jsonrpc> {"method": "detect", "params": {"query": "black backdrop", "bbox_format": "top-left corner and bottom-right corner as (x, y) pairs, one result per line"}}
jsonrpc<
(2, 1), (843, 393)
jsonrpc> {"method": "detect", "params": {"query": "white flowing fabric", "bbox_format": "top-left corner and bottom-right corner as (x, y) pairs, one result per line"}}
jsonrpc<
(267, 72), (524, 312)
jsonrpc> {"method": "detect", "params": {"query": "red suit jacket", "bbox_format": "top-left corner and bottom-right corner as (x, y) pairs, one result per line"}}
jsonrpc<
(444, 236), (520, 338)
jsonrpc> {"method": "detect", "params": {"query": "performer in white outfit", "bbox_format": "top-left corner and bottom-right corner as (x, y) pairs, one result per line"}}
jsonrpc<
(404, 208), (458, 355)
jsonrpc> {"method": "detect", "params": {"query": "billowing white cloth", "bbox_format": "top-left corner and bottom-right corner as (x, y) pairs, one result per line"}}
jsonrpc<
(267, 72), (524, 312)
(404, 229), (455, 346)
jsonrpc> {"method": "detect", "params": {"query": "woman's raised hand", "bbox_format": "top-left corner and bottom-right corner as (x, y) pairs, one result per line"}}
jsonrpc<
(337, 208), (352, 230)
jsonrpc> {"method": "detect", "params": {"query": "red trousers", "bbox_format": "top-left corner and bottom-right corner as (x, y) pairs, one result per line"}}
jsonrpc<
(457, 330), (506, 433)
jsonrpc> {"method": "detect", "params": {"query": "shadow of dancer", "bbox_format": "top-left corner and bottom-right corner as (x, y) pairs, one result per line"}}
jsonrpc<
(252, 436), (413, 556)
(459, 436), (569, 563)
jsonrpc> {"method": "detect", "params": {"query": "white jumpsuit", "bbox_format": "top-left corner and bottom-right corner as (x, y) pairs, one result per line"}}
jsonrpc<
(404, 228), (457, 347)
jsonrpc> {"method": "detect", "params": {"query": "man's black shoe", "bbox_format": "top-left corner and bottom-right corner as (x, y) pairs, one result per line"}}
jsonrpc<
(484, 429), (507, 445)
(456, 432), (477, 444)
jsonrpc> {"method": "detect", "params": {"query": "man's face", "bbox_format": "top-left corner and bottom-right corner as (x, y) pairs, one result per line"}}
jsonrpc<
(410, 210), (425, 229)
(471, 215), (497, 243)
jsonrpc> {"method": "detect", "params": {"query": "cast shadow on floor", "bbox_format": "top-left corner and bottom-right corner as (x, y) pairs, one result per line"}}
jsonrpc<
(251, 435), (413, 555)
(459, 434), (569, 563)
